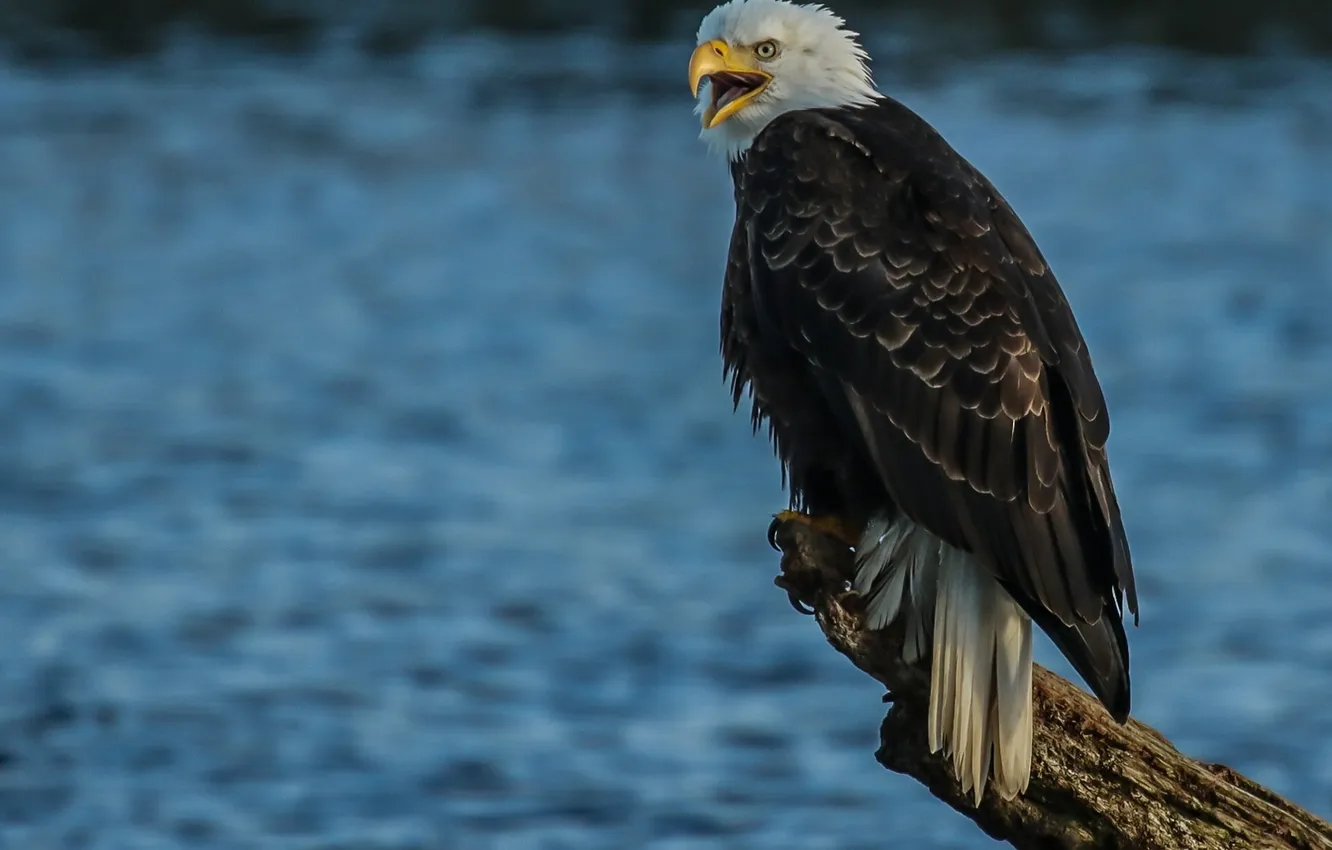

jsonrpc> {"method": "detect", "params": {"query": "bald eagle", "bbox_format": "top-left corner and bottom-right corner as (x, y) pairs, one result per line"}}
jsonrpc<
(689, 0), (1138, 804)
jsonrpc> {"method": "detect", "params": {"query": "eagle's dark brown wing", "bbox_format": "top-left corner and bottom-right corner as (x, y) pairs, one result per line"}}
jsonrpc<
(735, 101), (1137, 718)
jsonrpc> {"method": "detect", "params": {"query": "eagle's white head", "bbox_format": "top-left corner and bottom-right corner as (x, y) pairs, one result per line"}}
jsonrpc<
(690, 0), (879, 160)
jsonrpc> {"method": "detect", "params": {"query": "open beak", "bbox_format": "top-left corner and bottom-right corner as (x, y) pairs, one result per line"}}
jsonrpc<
(688, 39), (771, 129)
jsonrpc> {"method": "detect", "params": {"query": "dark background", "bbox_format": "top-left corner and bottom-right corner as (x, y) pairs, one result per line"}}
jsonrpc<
(0, 1), (1328, 848)
(2, 0), (1331, 58)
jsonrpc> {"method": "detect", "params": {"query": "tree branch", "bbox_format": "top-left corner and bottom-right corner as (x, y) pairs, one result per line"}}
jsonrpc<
(770, 518), (1332, 850)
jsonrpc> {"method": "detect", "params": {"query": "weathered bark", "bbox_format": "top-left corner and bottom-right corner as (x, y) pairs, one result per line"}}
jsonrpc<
(770, 518), (1332, 850)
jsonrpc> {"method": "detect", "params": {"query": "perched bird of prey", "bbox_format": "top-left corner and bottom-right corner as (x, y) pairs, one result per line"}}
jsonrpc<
(689, 0), (1138, 804)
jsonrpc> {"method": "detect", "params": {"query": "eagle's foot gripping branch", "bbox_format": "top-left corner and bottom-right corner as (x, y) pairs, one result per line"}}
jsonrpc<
(769, 510), (861, 615)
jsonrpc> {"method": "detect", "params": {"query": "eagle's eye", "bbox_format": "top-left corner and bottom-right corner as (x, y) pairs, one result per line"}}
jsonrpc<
(754, 40), (780, 60)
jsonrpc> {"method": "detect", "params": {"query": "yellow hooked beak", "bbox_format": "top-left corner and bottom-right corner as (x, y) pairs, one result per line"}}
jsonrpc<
(688, 39), (772, 129)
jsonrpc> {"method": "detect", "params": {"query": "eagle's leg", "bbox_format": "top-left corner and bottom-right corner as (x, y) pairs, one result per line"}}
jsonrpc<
(768, 510), (861, 549)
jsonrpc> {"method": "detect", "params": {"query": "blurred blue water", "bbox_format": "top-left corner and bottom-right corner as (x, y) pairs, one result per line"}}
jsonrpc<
(0, 40), (1329, 849)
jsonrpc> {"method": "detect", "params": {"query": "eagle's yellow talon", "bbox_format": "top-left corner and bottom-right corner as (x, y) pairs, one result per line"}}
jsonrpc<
(772, 510), (860, 547)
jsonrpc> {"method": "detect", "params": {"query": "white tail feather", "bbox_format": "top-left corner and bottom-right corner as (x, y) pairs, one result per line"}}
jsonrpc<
(854, 514), (1034, 805)
(989, 586), (1033, 793)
